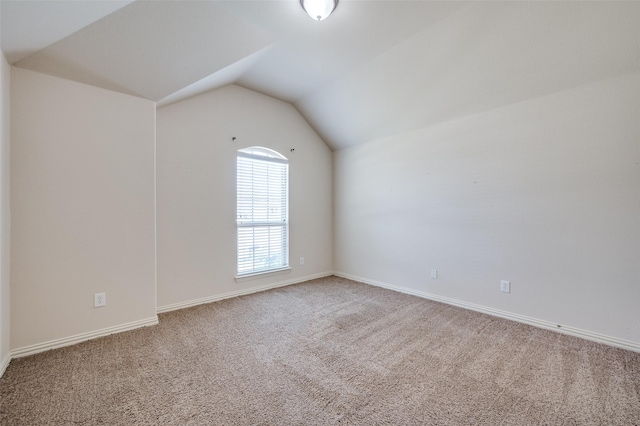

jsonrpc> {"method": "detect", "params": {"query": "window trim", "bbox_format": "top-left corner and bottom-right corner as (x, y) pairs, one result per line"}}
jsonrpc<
(236, 146), (289, 278)
(234, 267), (291, 283)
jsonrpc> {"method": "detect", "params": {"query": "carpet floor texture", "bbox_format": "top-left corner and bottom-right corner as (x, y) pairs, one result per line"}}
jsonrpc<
(1, 276), (639, 425)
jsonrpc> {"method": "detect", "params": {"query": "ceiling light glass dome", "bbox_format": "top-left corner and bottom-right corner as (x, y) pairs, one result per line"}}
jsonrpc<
(300, 0), (338, 21)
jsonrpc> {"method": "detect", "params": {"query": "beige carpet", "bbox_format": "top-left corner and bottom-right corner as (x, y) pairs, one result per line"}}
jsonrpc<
(1, 276), (639, 425)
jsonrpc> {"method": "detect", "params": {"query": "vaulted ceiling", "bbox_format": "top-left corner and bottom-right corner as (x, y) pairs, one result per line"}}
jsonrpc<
(1, 1), (638, 150)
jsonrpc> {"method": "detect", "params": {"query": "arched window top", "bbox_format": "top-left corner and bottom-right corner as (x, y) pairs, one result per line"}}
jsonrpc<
(238, 146), (288, 162)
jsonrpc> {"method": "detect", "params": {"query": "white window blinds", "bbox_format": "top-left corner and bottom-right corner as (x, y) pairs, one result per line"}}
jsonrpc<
(237, 147), (289, 276)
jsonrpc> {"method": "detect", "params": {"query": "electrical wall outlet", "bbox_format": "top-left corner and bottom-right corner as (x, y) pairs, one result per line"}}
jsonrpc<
(500, 280), (511, 293)
(431, 269), (438, 279)
(300, 257), (305, 265)
(94, 293), (106, 308)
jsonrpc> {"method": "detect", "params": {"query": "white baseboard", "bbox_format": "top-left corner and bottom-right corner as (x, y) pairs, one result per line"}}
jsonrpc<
(3, 271), (333, 375)
(10, 316), (159, 360)
(157, 271), (334, 314)
(0, 352), (10, 378)
(334, 271), (640, 354)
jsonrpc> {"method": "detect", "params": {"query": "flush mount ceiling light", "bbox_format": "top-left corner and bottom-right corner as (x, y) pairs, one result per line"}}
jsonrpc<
(300, 0), (338, 21)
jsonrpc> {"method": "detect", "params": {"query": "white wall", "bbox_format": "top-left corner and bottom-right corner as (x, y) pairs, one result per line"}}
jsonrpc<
(157, 85), (332, 309)
(334, 73), (640, 346)
(0, 35), (11, 372)
(298, 1), (639, 151)
(10, 68), (157, 351)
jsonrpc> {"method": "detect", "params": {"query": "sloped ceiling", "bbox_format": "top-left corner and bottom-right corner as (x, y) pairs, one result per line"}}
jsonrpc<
(2, 0), (638, 150)
(0, 0), (133, 64)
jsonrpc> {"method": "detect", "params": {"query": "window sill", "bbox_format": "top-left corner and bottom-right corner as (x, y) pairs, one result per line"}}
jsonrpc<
(235, 267), (292, 283)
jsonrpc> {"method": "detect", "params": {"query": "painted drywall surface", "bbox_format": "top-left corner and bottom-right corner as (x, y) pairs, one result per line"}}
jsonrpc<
(0, 50), (10, 368)
(334, 73), (640, 344)
(298, 1), (640, 150)
(10, 68), (156, 350)
(156, 85), (332, 308)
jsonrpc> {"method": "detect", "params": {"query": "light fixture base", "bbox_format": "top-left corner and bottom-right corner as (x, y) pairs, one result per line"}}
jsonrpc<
(300, 0), (338, 21)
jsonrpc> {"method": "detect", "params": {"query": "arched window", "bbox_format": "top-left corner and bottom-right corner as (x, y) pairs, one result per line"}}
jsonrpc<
(236, 147), (289, 276)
